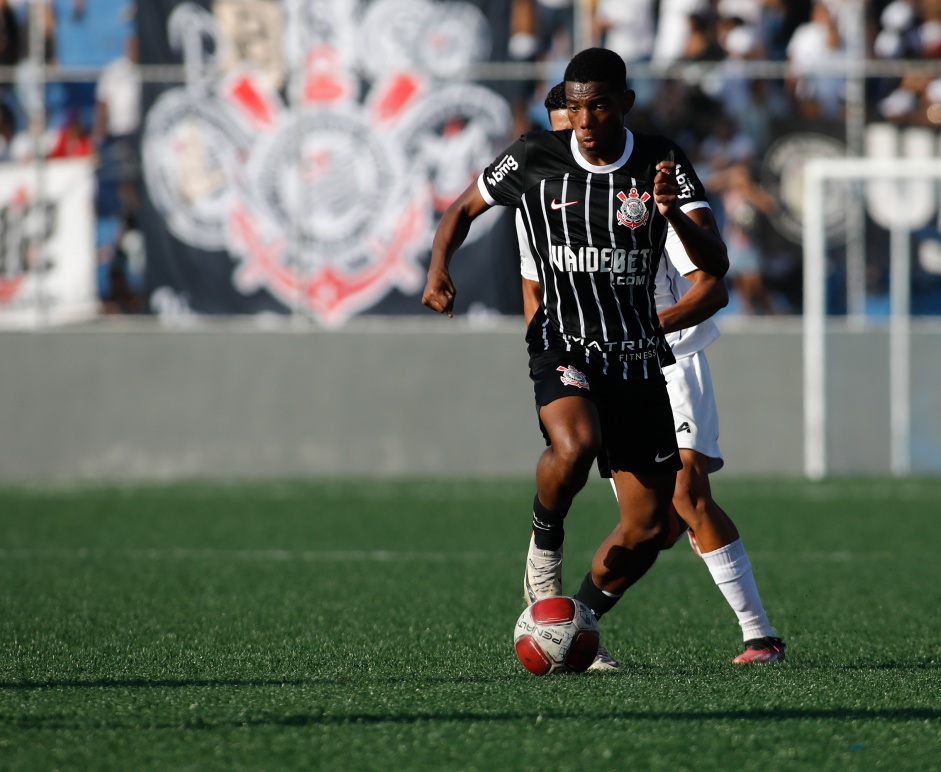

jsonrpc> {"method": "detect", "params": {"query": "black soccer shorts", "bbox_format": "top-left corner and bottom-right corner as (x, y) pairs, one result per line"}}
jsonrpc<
(527, 346), (680, 476)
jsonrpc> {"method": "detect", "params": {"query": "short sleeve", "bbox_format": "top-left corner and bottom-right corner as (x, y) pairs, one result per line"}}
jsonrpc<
(478, 135), (529, 208)
(671, 142), (710, 207)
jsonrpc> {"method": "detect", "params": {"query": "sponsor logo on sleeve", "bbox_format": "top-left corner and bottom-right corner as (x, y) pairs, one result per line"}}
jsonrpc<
(486, 154), (518, 187)
(674, 164), (696, 199)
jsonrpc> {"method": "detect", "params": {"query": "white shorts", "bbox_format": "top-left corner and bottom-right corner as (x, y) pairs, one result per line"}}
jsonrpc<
(662, 349), (724, 473)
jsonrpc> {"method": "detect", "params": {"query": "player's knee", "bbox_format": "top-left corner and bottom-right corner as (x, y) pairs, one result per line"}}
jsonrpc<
(673, 475), (714, 528)
(619, 511), (668, 548)
(592, 544), (632, 586)
(551, 431), (600, 477)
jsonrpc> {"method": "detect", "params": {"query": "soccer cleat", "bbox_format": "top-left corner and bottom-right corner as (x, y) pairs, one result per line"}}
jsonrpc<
(732, 637), (787, 664)
(587, 644), (621, 671)
(523, 534), (563, 604)
(687, 528), (702, 557)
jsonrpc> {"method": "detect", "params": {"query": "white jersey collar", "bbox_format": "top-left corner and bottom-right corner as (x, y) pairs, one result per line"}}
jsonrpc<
(569, 128), (633, 173)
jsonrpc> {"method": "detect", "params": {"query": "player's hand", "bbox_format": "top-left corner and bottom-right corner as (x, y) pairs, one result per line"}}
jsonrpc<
(654, 158), (679, 217)
(422, 268), (456, 317)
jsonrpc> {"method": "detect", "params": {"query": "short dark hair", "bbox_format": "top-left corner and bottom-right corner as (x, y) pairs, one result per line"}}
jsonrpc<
(543, 82), (566, 113)
(563, 48), (627, 92)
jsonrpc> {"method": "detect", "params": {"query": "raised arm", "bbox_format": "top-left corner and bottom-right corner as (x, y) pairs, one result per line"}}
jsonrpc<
(654, 159), (730, 279)
(421, 181), (492, 317)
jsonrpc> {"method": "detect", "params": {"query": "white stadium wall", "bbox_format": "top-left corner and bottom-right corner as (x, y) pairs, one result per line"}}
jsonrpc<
(1, 319), (940, 481)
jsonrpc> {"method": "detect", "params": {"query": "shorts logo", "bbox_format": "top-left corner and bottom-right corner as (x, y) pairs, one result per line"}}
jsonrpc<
(557, 365), (589, 390)
(616, 188), (651, 229)
(676, 421), (691, 433)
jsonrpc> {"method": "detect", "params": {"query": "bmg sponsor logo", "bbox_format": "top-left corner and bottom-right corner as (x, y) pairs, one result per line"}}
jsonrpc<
(486, 154), (518, 187)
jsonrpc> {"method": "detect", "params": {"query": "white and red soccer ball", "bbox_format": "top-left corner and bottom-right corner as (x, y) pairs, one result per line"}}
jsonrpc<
(514, 596), (600, 675)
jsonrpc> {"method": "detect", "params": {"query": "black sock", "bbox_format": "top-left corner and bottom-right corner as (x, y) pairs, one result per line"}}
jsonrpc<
(574, 572), (621, 620)
(532, 495), (565, 551)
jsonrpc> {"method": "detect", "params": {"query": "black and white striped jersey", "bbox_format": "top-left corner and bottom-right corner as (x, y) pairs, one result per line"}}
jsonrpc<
(478, 128), (709, 378)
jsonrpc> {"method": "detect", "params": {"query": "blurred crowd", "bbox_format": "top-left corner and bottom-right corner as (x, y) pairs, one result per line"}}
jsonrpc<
(0, 0), (142, 314)
(2, 1), (941, 317)
(509, 0), (941, 314)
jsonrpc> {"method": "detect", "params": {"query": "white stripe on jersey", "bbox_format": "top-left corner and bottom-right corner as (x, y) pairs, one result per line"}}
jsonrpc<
(476, 173), (497, 206)
(534, 180), (569, 352)
(560, 174), (587, 341)
(522, 188), (558, 332)
(630, 172), (651, 380)
(582, 173), (609, 345)
(604, 174), (630, 349)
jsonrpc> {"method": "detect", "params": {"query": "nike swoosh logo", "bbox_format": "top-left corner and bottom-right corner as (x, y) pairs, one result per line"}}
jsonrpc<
(655, 451), (676, 463)
(550, 199), (579, 210)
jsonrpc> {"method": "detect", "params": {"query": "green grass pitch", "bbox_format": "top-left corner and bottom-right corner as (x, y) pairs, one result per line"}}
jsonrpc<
(1, 477), (940, 770)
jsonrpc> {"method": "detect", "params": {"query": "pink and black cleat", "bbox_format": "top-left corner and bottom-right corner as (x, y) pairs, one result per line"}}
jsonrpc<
(732, 637), (787, 664)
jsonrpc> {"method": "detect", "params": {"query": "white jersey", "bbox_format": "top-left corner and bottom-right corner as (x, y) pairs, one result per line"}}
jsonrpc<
(519, 208), (720, 360)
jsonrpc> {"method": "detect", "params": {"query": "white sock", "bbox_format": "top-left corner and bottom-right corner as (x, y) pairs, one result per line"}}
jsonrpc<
(699, 538), (776, 641)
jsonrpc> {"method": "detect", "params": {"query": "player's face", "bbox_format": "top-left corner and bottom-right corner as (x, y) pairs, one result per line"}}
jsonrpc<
(565, 81), (633, 165)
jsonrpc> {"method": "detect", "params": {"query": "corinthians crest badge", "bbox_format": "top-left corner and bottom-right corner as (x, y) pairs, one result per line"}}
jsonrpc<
(557, 365), (590, 390)
(616, 187), (651, 230)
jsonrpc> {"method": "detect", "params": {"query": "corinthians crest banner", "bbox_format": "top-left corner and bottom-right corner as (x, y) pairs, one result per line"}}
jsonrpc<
(139, 0), (523, 325)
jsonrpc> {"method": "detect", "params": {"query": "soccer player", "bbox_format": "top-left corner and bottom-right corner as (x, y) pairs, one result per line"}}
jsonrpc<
(423, 48), (728, 670)
(521, 84), (786, 665)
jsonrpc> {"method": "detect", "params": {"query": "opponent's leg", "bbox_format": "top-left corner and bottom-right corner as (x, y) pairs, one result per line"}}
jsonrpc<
(674, 449), (785, 663)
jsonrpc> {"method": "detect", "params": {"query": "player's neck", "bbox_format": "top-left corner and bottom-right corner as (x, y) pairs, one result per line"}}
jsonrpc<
(577, 130), (627, 167)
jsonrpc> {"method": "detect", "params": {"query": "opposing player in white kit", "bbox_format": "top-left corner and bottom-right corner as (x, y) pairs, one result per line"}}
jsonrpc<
(519, 84), (786, 665)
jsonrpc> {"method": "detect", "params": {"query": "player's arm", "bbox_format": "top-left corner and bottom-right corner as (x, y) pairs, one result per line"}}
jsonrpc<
(658, 269), (728, 334)
(653, 159), (729, 280)
(517, 208), (542, 325)
(422, 181), (492, 317)
(522, 278), (541, 325)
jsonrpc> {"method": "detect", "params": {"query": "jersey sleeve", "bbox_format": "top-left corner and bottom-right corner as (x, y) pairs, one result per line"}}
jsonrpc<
(670, 142), (710, 208)
(663, 141), (713, 276)
(517, 210), (539, 280)
(477, 135), (529, 208)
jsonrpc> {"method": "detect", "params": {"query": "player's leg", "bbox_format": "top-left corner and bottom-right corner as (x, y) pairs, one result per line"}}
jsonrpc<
(607, 476), (689, 549)
(535, 395), (602, 515)
(524, 394), (602, 602)
(591, 469), (675, 594)
(574, 468), (675, 670)
(673, 450), (784, 662)
(667, 352), (785, 662)
(672, 449), (738, 552)
(571, 376), (679, 670)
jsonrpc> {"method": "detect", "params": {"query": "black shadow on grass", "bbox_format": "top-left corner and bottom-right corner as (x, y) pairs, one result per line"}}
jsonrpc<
(2, 707), (940, 732)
